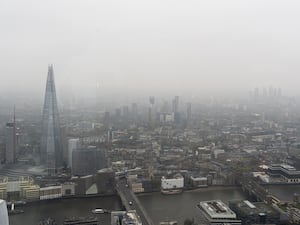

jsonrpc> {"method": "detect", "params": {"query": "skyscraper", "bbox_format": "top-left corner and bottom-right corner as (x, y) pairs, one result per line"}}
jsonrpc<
(5, 108), (16, 164)
(68, 138), (80, 169)
(172, 96), (179, 113)
(40, 65), (63, 175)
(5, 122), (16, 164)
(186, 102), (192, 122)
(172, 96), (180, 123)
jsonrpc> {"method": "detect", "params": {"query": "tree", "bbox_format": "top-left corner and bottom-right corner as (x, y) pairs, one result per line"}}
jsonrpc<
(183, 218), (195, 225)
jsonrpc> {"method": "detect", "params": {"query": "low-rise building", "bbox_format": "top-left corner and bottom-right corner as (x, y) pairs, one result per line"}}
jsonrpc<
(195, 200), (241, 225)
(267, 164), (300, 183)
(40, 186), (62, 200)
(0, 177), (40, 201)
(61, 183), (75, 196)
(111, 210), (142, 225)
(229, 200), (280, 225)
(161, 174), (184, 194)
(190, 176), (208, 187)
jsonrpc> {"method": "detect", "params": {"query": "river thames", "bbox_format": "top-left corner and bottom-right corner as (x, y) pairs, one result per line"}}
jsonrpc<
(9, 185), (300, 225)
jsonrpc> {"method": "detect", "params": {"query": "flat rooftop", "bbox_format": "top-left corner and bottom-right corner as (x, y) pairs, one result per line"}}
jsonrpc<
(270, 164), (296, 171)
(229, 200), (280, 216)
(198, 200), (237, 219)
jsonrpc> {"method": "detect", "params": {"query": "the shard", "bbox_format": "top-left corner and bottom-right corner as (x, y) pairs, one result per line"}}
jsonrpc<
(41, 65), (63, 175)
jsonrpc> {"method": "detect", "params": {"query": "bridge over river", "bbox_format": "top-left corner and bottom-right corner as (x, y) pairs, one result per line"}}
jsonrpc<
(241, 177), (281, 204)
(116, 178), (154, 225)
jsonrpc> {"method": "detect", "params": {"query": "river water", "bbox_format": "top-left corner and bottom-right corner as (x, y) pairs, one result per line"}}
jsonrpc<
(9, 196), (123, 225)
(9, 185), (300, 225)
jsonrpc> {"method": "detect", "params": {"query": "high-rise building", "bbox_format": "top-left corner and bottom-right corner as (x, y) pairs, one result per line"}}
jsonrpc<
(186, 102), (192, 122)
(40, 65), (64, 175)
(172, 96), (179, 113)
(68, 139), (80, 169)
(5, 121), (16, 164)
(0, 199), (9, 225)
(122, 106), (129, 120)
(172, 96), (180, 123)
(103, 111), (111, 127)
(72, 146), (106, 176)
(131, 103), (138, 121)
(148, 96), (155, 124)
(107, 128), (114, 144)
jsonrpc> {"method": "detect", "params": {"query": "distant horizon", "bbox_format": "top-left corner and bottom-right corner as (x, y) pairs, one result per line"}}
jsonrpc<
(1, 1), (300, 98)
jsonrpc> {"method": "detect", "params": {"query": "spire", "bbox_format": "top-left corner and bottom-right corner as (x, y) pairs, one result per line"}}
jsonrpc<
(41, 65), (63, 175)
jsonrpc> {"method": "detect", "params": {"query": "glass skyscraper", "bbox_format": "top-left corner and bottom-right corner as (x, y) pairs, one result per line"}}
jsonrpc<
(40, 65), (63, 175)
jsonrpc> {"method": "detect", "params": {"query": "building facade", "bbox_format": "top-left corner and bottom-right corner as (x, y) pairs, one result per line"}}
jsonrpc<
(72, 146), (106, 176)
(40, 65), (64, 175)
(68, 138), (80, 169)
(195, 200), (241, 225)
(0, 199), (9, 225)
(5, 122), (16, 164)
(267, 164), (300, 183)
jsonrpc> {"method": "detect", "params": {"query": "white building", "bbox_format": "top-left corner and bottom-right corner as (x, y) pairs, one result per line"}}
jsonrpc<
(0, 199), (9, 225)
(40, 186), (62, 200)
(161, 174), (184, 190)
(195, 200), (241, 225)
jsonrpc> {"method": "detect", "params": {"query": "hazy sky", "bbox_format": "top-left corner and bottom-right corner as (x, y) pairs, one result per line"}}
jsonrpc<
(1, 0), (300, 99)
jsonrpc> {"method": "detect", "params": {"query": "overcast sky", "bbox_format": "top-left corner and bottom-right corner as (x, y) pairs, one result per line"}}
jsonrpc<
(1, 0), (300, 99)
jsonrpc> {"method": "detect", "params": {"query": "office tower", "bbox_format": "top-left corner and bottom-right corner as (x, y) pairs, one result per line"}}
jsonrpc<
(172, 96), (179, 113)
(5, 109), (16, 164)
(195, 200), (241, 225)
(148, 107), (152, 123)
(148, 96), (155, 123)
(115, 108), (121, 121)
(103, 111), (110, 127)
(107, 128), (114, 144)
(186, 102), (192, 122)
(269, 86), (274, 97)
(68, 138), (80, 169)
(0, 199), (9, 225)
(278, 88), (282, 97)
(254, 88), (259, 99)
(122, 106), (129, 120)
(149, 96), (155, 106)
(131, 103), (138, 121)
(72, 146), (106, 176)
(40, 65), (63, 175)
(263, 87), (267, 97)
(172, 96), (180, 123)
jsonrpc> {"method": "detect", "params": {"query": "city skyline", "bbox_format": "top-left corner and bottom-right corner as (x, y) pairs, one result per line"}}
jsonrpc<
(2, 1), (300, 225)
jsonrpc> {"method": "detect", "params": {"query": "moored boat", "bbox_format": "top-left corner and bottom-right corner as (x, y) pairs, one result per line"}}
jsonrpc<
(92, 208), (105, 214)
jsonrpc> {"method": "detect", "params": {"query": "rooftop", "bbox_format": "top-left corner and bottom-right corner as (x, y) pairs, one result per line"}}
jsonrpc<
(198, 200), (237, 219)
(229, 200), (279, 216)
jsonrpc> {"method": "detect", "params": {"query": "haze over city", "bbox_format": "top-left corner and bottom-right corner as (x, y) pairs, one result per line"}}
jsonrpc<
(1, 0), (300, 100)
(2, 1), (300, 225)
